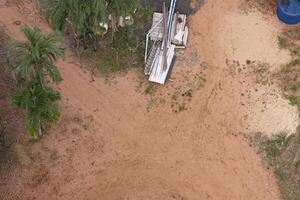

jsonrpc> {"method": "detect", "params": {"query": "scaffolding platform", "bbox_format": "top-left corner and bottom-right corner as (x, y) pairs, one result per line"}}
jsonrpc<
(149, 12), (188, 47)
(144, 1), (189, 85)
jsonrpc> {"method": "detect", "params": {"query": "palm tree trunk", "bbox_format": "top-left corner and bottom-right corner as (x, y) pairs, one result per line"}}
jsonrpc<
(38, 120), (42, 136)
(111, 14), (118, 47)
(76, 37), (81, 58)
(92, 34), (98, 51)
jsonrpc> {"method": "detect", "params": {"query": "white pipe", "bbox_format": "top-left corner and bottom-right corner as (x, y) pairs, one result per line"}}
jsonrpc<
(168, 0), (177, 46)
(162, 0), (177, 48)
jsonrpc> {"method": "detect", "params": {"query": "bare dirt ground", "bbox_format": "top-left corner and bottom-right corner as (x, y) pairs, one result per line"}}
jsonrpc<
(0, 0), (297, 199)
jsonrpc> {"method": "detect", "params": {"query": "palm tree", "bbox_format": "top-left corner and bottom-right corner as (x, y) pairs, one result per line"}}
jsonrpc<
(12, 80), (61, 140)
(7, 25), (64, 140)
(7, 25), (64, 85)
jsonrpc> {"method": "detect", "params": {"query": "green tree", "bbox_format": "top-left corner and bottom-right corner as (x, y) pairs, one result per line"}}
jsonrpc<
(7, 25), (64, 140)
(7, 25), (64, 85)
(12, 80), (61, 139)
(41, 0), (107, 36)
(40, 0), (138, 46)
(108, 0), (138, 31)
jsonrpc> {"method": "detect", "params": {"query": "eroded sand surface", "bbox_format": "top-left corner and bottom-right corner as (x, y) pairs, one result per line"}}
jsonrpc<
(216, 6), (298, 136)
(0, 0), (297, 199)
(219, 12), (290, 67)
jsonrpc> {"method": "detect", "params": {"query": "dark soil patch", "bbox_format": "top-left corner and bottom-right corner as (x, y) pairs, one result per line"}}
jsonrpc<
(243, 0), (277, 15)
(250, 131), (300, 200)
(0, 25), (25, 188)
(140, 0), (204, 15)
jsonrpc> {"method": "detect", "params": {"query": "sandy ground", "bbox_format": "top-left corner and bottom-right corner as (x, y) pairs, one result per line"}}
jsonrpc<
(0, 0), (298, 199)
(211, 3), (299, 136)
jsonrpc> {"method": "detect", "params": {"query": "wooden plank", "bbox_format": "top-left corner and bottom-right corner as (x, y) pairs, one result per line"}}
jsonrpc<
(149, 12), (188, 47)
(149, 45), (175, 84)
(150, 13), (163, 40)
(171, 14), (187, 45)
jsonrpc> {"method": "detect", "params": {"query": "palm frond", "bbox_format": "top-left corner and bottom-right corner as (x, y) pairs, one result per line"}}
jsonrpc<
(12, 80), (61, 139)
(43, 61), (63, 83)
(7, 25), (64, 85)
(108, 0), (138, 16)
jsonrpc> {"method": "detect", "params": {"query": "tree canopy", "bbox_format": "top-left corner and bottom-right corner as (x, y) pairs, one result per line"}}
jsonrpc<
(12, 81), (61, 139)
(7, 25), (64, 85)
(40, 0), (138, 38)
(7, 25), (64, 140)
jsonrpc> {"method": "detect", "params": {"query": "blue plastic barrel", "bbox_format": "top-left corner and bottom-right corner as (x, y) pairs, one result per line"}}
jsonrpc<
(277, 0), (300, 24)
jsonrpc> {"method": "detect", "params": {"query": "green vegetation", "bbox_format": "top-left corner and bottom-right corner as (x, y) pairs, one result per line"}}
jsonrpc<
(41, 0), (106, 35)
(40, 0), (138, 48)
(254, 62), (269, 74)
(288, 95), (299, 106)
(183, 89), (193, 98)
(251, 30), (300, 200)
(40, 0), (151, 75)
(7, 26), (64, 140)
(178, 104), (187, 112)
(171, 93), (178, 101)
(7, 26), (64, 85)
(282, 59), (300, 73)
(193, 74), (207, 90)
(12, 81), (61, 139)
(170, 89), (194, 113)
(144, 84), (156, 95)
(0, 115), (4, 145)
(81, 25), (144, 75)
(248, 30), (300, 200)
(277, 31), (300, 103)
(247, 61), (270, 85)
(251, 32), (300, 199)
(278, 32), (300, 57)
(278, 35), (289, 49)
(251, 132), (300, 200)
(260, 134), (288, 160)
